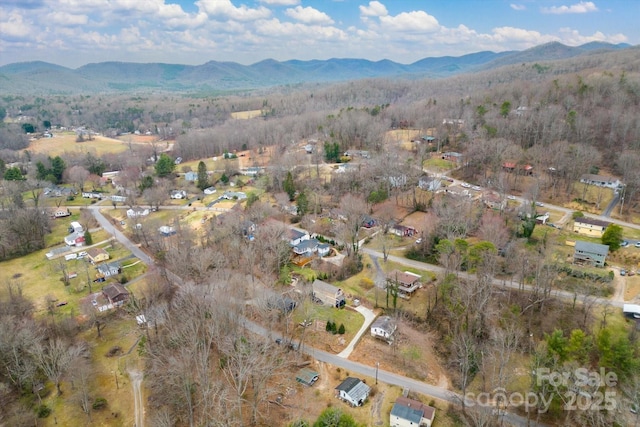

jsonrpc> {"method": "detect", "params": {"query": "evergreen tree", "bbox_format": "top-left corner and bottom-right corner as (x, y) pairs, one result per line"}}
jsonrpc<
(338, 324), (345, 335)
(197, 161), (208, 190)
(3, 167), (24, 181)
(602, 224), (623, 251)
(297, 191), (308, 216)
(51, 156), (65, 183)
(84, 230), (93, 245)
(284, 171), (295, 201)
(155, 153), (175, 178)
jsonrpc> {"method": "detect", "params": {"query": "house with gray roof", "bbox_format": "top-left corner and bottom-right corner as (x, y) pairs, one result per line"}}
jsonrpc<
(335, 377), (370, 407)
(370, 316), (397, 343)
(312, 279), (345, 308)
(96, 262), (122, 278)
(390, 396), (436, 427)
(574, 240), (609, 268)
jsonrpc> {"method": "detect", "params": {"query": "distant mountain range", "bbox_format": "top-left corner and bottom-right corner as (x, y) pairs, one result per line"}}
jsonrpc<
(0, 42), (632, 94)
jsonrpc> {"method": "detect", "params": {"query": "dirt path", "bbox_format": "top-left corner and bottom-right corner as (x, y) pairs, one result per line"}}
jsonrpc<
(612, 272), (626, 302)
(129, 369), (144, 427)
(370, 389), (386, 426)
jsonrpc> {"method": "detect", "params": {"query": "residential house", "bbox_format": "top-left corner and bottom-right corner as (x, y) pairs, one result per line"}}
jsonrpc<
(388, 175), (407, 188)
(574, 241), (609, 268)
(580, 174), (622, 189)
(573, 217), (610, 238)
(482, 192), (506, 210)
(203, 186), (217, 195)
(370, 316), (397, 343)
(296, 368), (319, 386)
(111, 195), (127, 203)
(126, 207), (150, 218)
(536, 212), (550, 225)
(158, 225), (176, 237)
(87, 247), (109, 264)
(82, 192), (102, 199)
(51, 208), (71, 218)
(386, 270), (421, 297)
(336, 163), (358, 173)
(312, 279), (346, 308)
(101, 283), (129, 305)
(418, 175), (441, 192)
(502, 162), (533, 175)
(335, 377), (371, 407)
(343, 150), (370, 159)
(441, 152), (463, 163)
(184, 171), (198, 182)
(221, 191), (247, 200)
(390, 224), (417, 237)
(242, 167), (263, 177)
(170, 190), (187, 199)
(293, 238), (318, 256)
(96, 262), (122, 278)
(289, 229), (309, 247)
(390, 396), (436, 427)
(64, 232), (85, 247)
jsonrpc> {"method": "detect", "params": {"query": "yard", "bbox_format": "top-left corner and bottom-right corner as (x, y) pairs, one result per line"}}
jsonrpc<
(29, 132), (131, 157)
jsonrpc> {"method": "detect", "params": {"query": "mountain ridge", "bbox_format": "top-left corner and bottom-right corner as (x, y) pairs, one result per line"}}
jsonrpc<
(0, 42), (632, 94)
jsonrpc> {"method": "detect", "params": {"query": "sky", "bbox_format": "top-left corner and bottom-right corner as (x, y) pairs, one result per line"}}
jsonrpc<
(0, 0), (637, 68)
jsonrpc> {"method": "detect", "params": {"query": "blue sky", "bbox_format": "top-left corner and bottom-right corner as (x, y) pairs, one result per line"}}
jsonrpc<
(0, 0), (636, 68)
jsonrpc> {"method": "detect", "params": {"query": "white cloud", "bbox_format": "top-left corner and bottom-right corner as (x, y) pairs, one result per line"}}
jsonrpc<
(285, 6), (333, 25)
(259, 0), (299, 5)
(0, 10), (33, 39)
(541, 1), (598, 14)
(510, 4), (526, 11)
(196, 0), (271, 21)
(558, 27), (627, 44)
(359, 1), (388, 17)
(47, 11), (88, 26)
(378, 10), (439, 33)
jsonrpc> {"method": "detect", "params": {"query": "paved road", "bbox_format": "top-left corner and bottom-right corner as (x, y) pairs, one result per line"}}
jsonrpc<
(244, 318), (545, 427)
(361, 248), (625, 309)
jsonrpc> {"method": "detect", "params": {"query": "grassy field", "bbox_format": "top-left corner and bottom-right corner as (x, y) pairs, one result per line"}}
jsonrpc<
(230, 109), (262, 119)
(29, 132), (131, 157)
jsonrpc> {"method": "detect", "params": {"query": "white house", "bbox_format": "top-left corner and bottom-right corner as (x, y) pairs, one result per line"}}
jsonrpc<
(126, 207), (150, 218)
(335, 377), (371, 407)
(69, 221), (84, 233)
(418, 176), (441, 192)
(390, 397), (436, 427)
(203, 186), (217, 195)
(64, 232), (85, 247)
(82, 192), (102, 199)
(580, 174), (622, 189)
(370, 316), (397, 343)
(289, 229), (309, 247)
(170, 190), (187, 199)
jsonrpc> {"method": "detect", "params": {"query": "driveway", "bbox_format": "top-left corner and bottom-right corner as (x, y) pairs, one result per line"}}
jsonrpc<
(337, 305), (377, 358)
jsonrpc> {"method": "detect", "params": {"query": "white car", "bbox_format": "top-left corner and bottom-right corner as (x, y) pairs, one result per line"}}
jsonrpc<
(507, 195), (516, 200)
(77, 251), (88, 258)
(471, 186), (481, 191)
(535, 201), (544, 207)
(460, 183), (471, 188)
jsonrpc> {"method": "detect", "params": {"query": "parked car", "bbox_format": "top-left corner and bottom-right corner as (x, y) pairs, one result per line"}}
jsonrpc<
(460, 182), (471, 188)
(621, 269), (627, 276)
(629, 270), (636, 276)
(635, 242), (640, 248)
(415, 238), (423, 244)
(471, 185), (482, 191)
(507, 195), (516, 200)
(77, 251), (88, 258)
(621, 240), (629, 247)
(535, 201), (544, 207)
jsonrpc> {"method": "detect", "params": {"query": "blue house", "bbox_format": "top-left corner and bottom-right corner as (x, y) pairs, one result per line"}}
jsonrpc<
(185, 171), (198, 182)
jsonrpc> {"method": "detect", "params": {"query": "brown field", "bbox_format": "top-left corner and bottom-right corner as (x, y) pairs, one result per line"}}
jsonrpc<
(29, 132), (131, 157)
(231, 109), (263, 119)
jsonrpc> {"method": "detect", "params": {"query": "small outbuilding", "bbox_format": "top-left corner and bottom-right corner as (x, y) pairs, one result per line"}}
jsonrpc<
(296, 368), (319, 386)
